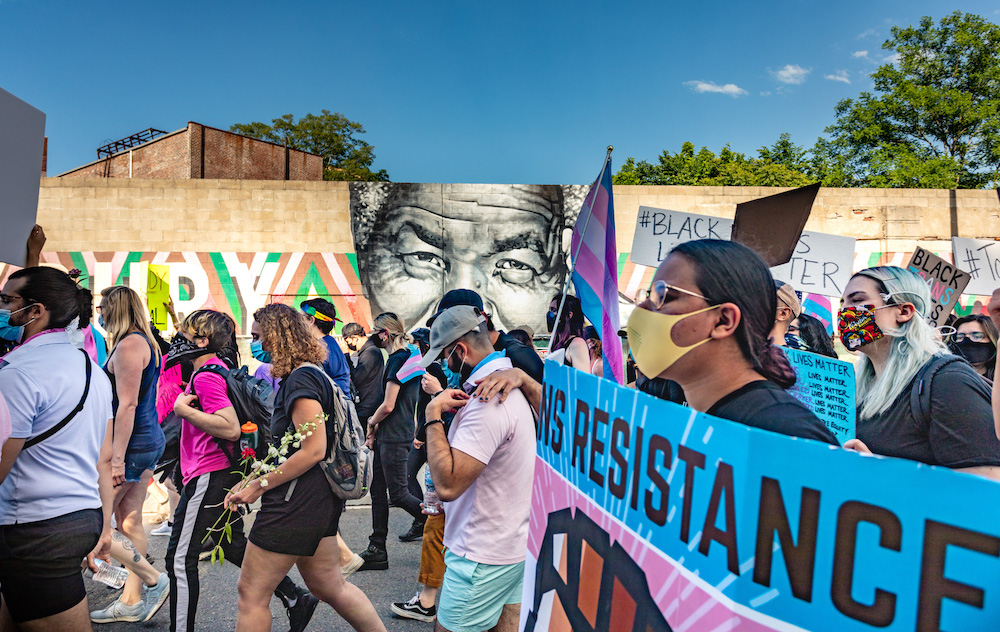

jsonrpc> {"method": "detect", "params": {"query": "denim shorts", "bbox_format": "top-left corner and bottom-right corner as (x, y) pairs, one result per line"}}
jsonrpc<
(438, 550), (524, 632)
(125, 445), (164, 483)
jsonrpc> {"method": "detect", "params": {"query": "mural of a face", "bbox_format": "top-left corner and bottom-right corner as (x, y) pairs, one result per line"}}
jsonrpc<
(351, 183), (586, 333)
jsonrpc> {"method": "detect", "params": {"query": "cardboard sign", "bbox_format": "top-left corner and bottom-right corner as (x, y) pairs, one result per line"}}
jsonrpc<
(524, 362), (1000, 632)
(952, 237), (1000, 296)
(906, 247), (971, 325)
(731, 183), (820, 267)
(630, 208), (853, 297)
(147, 264), (170, 331)
(783, 347), (855, 445)
(0, 87), (46, 266)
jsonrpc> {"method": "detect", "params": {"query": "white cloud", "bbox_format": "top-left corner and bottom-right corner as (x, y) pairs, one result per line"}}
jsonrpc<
(771, 64), (811, 85)
(760, 91), (772, 96)
(883, 52), (900, 65)
(683, 80), (748, 97)
(856, 28), (876, 39)
(824, 70), (851, 84)
(852, 50), (870, 59)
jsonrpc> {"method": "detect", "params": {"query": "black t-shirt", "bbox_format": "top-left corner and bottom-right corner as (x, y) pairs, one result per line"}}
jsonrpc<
(706, 380), (838, 445)
(857, 356), (1000, 468)
(494, 331), (544, 383)
(352, 340), (385, 421)
(270, 365), (336, 449)
(378, 348), (422, 444)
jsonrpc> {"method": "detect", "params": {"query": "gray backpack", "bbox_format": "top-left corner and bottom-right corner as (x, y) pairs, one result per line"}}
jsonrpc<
(299, 364), (373, 500)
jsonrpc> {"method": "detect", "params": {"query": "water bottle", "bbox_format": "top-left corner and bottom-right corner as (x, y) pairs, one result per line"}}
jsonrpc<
(423, 469), (440, 515)
(240, 422), (258, 456)
(83, 559), (129, 589)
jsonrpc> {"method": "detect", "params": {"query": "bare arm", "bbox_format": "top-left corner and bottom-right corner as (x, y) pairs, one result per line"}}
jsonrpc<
(108, 335), (149, 485)
(471, 368), (542, 416)
(424, 390), (484, 502)
(567, 337), (592, 374)
(0, 438), (25, 487)
(87, 419), (115, 570)
(174, 394), (240, 441)
(25, 224), (45, 268)
(956, 465), (1000, 482)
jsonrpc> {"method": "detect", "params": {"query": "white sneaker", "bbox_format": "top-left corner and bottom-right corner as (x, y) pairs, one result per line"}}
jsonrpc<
(341, 553), (364, 579)
(91, 598), (143, 623)
(150, 521), (173, 536)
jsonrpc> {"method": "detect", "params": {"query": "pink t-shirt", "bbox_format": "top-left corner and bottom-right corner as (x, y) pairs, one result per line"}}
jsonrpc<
(180, 358), (233, 485)
(0, 392), (11, 448)
(442, 356), (536, 566)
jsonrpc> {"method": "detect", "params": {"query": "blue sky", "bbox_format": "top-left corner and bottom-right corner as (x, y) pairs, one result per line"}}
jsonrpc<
(2, 0), (998, 184)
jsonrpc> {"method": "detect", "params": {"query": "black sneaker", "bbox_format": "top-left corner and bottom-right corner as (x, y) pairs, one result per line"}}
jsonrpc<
(286, 590), (319, 632)
(390, 593), (436, 622)
(357, 544), (388, 571)
(398, 522), (425, 542)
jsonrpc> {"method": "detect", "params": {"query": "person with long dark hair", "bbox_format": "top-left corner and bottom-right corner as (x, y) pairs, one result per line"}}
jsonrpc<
(545, 294), (591, 373)
(949, 314), (997, 380)
(626, 239), (836, 443)
(0, 267), (115, 630)
(789, 313), (838, 358)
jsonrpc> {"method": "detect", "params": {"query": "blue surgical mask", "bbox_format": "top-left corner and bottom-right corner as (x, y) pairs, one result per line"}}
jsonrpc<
(98, 315), (106, 329)
(0, 304), (35, 344)
(546, 310), (557, 333)
(250, 340), (271, 363)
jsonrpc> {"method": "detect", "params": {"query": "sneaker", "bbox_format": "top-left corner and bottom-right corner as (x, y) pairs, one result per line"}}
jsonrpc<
(390, 593), (436, 622)
(286, 590), (319, 632)
(140, 572), (170, 622)
(398, 522), (425, 542)
(357, 544), (388, 571)
(150, 521), (173, 536)
(91, 599), (143, 623)
(341, 553), (364, 579)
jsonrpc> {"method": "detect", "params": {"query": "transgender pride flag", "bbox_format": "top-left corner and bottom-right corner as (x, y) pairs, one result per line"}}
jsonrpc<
(570, 151), (623, 384)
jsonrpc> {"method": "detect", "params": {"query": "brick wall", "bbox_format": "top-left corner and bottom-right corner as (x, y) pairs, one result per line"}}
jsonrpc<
(61, 130), (190, 179)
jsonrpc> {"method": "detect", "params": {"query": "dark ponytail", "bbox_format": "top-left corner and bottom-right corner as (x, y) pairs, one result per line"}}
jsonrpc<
(671, 239), (797, 388)
(9, 267), (90, 329)
(76, 287), (94, 328)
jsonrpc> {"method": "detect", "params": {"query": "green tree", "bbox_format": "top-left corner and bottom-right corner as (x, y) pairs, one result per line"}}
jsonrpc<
(824, 12), (1000, 188)
(230, 110), (390, 181)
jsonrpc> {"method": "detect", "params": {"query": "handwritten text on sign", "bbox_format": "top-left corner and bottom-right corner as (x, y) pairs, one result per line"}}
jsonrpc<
(783, 347), (856, 445)
(524, 362), (1000, 632)
(952, 237), (1000, 297)
(630, 207), (855, 296)
(906, 247), (971, 326)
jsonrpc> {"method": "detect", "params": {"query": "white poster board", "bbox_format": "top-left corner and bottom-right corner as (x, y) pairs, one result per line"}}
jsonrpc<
(952, 237), (1000, 296)
(0, 87), (45, 266)
(630, 207), (855, 296)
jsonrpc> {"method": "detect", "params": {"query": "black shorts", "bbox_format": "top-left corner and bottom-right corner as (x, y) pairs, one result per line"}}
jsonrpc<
(249, 466), (343, 557)
(0, 508), (102, 622)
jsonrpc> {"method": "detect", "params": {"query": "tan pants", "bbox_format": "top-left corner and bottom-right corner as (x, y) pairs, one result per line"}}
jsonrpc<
(417, 513), (446, 588)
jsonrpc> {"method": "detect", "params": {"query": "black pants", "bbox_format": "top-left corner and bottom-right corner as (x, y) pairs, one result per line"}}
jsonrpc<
(369, 440), (424, 548)
(165, 469), (299, 632)
(406, 442), (428, 527)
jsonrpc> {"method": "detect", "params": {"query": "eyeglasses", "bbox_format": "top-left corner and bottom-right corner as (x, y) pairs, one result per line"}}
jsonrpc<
(954, 332), (988, 343)
(635, 280), (711, 311)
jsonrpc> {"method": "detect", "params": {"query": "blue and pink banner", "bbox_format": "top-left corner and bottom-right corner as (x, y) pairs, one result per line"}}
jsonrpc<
(571, 154), (624, 384)
(522, 362), (1000, 632)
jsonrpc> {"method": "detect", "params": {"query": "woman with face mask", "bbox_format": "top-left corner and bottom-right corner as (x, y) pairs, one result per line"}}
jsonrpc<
(546, 294), (591, 373)
(948, 315), (997, 380)
(839, 267), (1000, 480)
(626, 240), (837, 444)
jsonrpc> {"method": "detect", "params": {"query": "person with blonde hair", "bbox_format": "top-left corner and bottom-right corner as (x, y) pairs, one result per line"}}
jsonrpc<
(167, 309), (315, 632)
(356, 312), (427, 571)
(227, 304), (385, 632)
(90, 285), (170, 624)
(840, 267), (1000, 479)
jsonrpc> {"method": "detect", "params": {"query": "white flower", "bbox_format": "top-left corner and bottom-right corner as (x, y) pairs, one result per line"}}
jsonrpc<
(294, 433), (303, 441)
(278, 456), (287, 464)
(279, 446), (288, 456)
(306, 431), (313, 437)
(267, 445), (279, 458)
(251, 461), (262, 471)
(292, 442), (301, 449)
(259, 478), (269, 488)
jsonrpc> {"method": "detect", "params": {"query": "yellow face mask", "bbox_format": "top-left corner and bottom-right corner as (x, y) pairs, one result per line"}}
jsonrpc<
(626, 304), (720, 378)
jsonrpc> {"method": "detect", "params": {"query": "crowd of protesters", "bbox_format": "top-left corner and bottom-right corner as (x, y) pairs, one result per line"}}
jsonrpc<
(2, 231), (1000, 632)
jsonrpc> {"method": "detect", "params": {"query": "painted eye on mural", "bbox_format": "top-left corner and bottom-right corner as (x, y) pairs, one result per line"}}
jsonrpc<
(494, 259), (539, 285)
(399, 251), (448, 278)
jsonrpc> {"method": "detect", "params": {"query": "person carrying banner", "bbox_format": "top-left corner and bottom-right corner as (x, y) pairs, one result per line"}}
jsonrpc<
(840, 267), (1000, 479)
(416, 305), (535, 632)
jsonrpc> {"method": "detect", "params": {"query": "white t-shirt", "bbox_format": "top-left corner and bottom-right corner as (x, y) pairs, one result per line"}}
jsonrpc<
(0, 330), (113, 524)
(443, 355), (536, 566)
(0, 392), (11, 448)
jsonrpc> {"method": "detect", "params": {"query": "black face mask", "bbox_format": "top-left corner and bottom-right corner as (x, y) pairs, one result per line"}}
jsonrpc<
(164, 334), (208, 369)
(546, 310), (557, 333)
(345, 339), (358, 351)
(954, 340), (996, 366)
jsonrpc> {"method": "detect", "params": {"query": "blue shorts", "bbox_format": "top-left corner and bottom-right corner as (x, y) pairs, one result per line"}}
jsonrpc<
(124, 445), (164, 483)
(438, 550), (524, 632)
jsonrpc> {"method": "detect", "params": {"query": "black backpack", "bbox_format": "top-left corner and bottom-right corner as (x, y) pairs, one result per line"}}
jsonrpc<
(908, 354), (991, 427)
(191, 364), (275, 470)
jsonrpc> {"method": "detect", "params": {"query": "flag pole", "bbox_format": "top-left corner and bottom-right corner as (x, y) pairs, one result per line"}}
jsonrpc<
(547, 146), (614, 354)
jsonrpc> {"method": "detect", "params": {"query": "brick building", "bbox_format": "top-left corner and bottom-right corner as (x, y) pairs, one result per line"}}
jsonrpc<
(58, 122), (323, 180)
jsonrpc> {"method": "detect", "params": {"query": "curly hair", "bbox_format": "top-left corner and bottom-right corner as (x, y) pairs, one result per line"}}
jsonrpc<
(179, 309), (238, 366)
(254, 303), (327, 379)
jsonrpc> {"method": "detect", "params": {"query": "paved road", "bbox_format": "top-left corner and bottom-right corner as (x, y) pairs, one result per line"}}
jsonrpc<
(87, 507), (431, 631)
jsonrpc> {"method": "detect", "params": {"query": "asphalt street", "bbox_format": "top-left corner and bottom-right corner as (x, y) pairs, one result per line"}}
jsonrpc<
(86, 506), (431, 631)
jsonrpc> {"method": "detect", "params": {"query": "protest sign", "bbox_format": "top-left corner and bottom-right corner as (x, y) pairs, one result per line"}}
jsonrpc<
(952, 237), (1000, 297)
(731, 183), (819, 267)
(782, 347), (855, 445)
(147, 264), (170, 331)
(629, 208), (732, 267)
(0, 87), (45, 266)
(906, 247), (971, 326)
(523, 362), (1000, 632)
